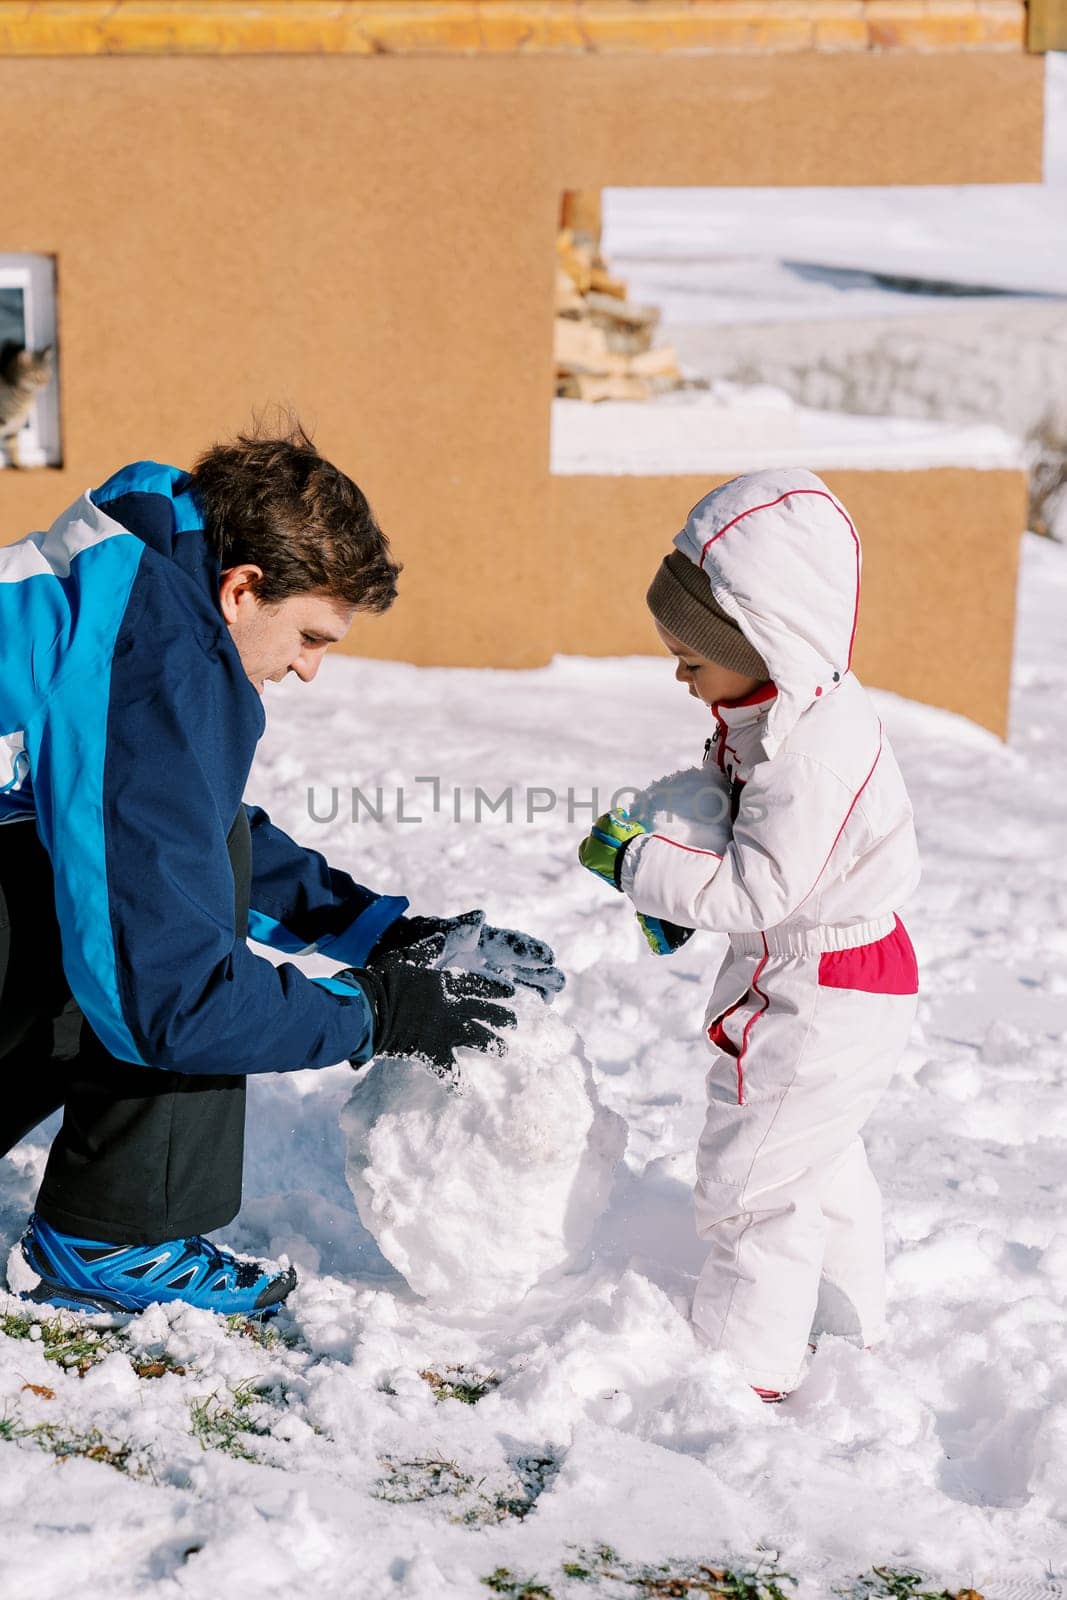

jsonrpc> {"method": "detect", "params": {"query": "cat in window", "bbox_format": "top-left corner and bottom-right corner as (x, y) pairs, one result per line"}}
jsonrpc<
(0, 343), (52, 466)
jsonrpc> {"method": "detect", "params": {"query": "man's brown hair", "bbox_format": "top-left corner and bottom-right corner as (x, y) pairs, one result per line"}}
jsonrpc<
(187, 419), (400, 612)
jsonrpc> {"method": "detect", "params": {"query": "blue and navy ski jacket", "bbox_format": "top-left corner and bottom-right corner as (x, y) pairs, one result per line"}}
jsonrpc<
(0, 461), (408, 1075)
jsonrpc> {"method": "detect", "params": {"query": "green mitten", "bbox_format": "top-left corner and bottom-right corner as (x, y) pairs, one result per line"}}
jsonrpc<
(578, 810), (648, 890)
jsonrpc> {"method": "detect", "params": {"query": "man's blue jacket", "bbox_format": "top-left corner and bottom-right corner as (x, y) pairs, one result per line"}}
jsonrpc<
(0, 462), (408, 1075)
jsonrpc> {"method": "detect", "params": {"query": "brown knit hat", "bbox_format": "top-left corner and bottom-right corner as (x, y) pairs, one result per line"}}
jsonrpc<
(647, 550), (768, 678)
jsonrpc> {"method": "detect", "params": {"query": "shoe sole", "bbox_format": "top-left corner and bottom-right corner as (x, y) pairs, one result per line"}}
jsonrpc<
(21, 1280), (284, 1322)
(21, 1279), (132, 1315)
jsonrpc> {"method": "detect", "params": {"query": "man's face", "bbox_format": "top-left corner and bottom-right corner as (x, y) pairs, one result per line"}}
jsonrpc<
(219, 565), (355, 695)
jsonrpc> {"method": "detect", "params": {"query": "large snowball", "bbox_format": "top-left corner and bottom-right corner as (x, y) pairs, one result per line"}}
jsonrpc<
(340, 994), (627, 1310)
(628, 762), (732, 853)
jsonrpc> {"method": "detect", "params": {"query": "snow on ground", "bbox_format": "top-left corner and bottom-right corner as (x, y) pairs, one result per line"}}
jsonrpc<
(2, 531), (1065, 1600)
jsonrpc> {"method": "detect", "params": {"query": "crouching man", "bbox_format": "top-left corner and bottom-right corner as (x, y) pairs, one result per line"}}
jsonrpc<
(0, 424), (561, 1318)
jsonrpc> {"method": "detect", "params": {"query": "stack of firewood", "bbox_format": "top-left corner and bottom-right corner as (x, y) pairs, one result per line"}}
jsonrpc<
(555, 192), (692, 403)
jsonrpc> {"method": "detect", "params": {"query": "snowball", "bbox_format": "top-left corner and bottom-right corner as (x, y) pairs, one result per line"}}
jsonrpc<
(914, 1057), (984, 1102)
(627, 763), (731, 853)
(340, 993), (627, 1309)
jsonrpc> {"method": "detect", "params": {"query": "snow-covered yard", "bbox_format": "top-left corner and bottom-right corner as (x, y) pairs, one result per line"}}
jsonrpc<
(4, 46), (1067, 1600)
(1, 526), (1064, 1600)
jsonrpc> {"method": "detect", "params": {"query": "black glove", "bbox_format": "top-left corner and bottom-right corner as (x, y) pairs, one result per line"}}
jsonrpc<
(345, 961), (517, 1083)
(371, 911), (484, 969)
(476, 922), (565, 998)
(371, 910), (564, 1000)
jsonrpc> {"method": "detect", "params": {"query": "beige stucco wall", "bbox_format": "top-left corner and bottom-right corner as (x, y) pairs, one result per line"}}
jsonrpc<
(0, 50), (1043, 735)
(552, 471), (1030, 737)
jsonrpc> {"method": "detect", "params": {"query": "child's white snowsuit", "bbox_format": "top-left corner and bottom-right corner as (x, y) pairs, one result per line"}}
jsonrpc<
(622, 468), (921, 1392)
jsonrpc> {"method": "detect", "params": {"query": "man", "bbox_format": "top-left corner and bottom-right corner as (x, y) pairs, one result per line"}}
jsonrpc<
(0, 424), (561, 1318)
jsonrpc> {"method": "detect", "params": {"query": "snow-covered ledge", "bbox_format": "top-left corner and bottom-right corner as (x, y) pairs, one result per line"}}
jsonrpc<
(550, 387), (1024, 476)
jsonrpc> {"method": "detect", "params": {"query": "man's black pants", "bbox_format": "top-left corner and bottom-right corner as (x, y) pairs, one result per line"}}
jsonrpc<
(0, 813), (252, 1246)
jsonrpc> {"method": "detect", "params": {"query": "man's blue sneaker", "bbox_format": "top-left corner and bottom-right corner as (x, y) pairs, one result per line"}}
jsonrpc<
(9, 1214), (296, 1318)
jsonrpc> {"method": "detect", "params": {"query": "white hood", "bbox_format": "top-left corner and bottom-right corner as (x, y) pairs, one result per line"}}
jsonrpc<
(673, 468), (861, 760)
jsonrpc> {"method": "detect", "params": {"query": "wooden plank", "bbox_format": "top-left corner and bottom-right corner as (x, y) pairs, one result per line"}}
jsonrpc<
(628, 344), (681, 380)
(556, 231), (595, 295)
(583, 292), (660, 331)
(553, 316), (623, 374)
(557, 373), (653, 402)
(554, 267), (584, 313)
(589, 266), (627, 300)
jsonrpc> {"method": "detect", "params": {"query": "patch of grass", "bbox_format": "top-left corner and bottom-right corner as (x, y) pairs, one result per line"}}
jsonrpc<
(482, 1551), (796, 1599)
(419, 1364), (502, 1405)
(482, 1569), (556, 1599)
(0, 1311), (37, 1341)
(372, 1453), (548, 1526)
(2, 1309), (188, 1382)
(27, 1422), (144, 1475)
(224, 1312), (300, 1352)
(0, 1406), (148, 1477)
(189, 1379), (272, 1462)
(0, 1309), (123, 1377)
(225, 1313), (278, 1348)
(558, 1546), (795, 1599)
(836, 1573), (977, 1600)
(373, 1454), (476, 1506)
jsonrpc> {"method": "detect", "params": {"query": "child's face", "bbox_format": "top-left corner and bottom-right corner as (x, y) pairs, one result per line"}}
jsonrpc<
(654, 621), (768, 710)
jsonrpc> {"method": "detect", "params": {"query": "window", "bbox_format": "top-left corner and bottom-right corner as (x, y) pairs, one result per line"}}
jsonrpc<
(0, 254), (60, 468)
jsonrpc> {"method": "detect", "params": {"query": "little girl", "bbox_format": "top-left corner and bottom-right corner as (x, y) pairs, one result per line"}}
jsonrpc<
(580, 467), (920, 1400)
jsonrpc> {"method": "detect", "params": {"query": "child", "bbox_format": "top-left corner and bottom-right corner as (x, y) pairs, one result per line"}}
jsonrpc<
(579, 467), (920, 1401)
